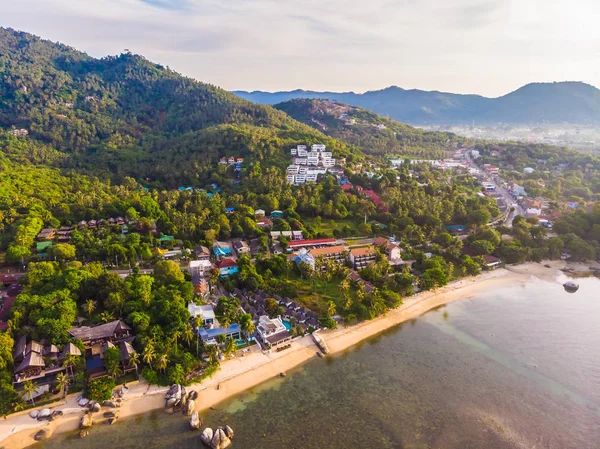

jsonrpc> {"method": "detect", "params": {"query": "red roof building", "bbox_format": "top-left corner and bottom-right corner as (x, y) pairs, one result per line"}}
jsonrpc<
(215, 258), (238, 269)
(287, 238), (337, 249)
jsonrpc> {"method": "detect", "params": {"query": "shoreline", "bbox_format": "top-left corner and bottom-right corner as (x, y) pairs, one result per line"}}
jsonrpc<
(0, 260), (581, 448)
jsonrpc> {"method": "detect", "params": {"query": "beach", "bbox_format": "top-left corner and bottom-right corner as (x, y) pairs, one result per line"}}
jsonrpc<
(1, 260), (588, 449)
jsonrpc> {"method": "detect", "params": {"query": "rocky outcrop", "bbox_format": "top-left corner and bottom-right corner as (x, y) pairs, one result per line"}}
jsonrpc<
(224, 425), (234, 440)
(51, 410), (63, 418)
(79, 413), (93, 429)
(102, 400), (117, 408)
(29, 410), (39, 419)
(103, 411), (119, 419)
(108, 416), (118, 425)
(34, 428), (53, 441)
(200, 428), (214, 446)
(165, 397), (177, 409)
(78, 398), (90, 407)
(211, 427), (232, 449)
(165, 384), (182, 401)
(90, 402), (101, 413)
(189, 390), (199, 401)
(184, 399), (195, 416)
(189, 411), (201, 430)
(37, 409), (51, 420)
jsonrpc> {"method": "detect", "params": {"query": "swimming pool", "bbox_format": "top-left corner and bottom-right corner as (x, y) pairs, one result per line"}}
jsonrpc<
(283, 320), (292, 331)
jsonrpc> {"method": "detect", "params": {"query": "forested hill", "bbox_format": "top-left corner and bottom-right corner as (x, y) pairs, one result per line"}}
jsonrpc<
(234, 82), (600, 126)
(274, 98), (465, 157)
(0, 27), (360, 186)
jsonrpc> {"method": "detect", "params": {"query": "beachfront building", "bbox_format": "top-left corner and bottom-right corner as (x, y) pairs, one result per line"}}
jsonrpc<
(349, 246), (377, 270)
(309, 245), (347, 266)
(374, 237), (403, 263)
(198, 324), (242, 345)
(256, 315), (292, 348)
(188, 303), (216, 327)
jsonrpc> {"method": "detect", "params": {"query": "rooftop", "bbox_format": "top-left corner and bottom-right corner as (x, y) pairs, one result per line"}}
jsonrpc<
(310, 245), (346, 257)
(68, 320), (132, 342)
(350, 246), (376, 257)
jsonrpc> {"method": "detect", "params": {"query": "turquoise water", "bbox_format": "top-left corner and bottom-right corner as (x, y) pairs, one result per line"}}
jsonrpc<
(282, 319), (292, 331)
(37, 274), (600, 448)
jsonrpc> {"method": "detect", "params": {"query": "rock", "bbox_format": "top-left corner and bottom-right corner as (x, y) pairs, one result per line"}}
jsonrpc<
(224, 425), (234, 439)
(184, 399), (194, 416)
(90, 402), (101, 413)
(189, 390), (199, 400)
(200, 428), (214, 446)
(165, 397), (177, 409)
(103, 411), (119, 419)
(279, 372), (286, 378)
(79, 413), (93, 429)
(114, 385), (129, 398)
(78, 398), (90, 407)
(29, 410), (39, 419)
(108, 417), (118, 425)
(181, 386), (187, 398)
(165, 384), (182, 400)
(189, 411), (201, 430)
(37, 408), (51, 420)
(51, 410), (64, 418)
(211, 427), (232, 449)
(79, 430), (89, 439)
(102, 400), (117, 408)
(34, 428), (53, 441)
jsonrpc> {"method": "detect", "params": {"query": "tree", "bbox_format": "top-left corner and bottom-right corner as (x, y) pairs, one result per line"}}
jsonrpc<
(47, 244), (76, 262)
(82, 299), (97, 321)
(239, 313), (255, 338)
(0, 333), (14, 371)
(183, 323), (194, 348)
(55, 372), (70, 398)
(99, 311), (114, 323)
(327, 301), (337, 317)
(103, 346), (122, 380)
(153, 260), (184, 286)
(22, 380), (37, 406)
(156, 352), (169, 374)
(142, 345), (156, 369)
(470, 240), (495, 256)
(62, 353), (79, 378)
(223, 336), (236, 356)
(129, 352), (140, 377)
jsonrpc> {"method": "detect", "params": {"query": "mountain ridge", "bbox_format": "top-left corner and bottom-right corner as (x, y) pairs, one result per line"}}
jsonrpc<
(234, 81), (600, 125)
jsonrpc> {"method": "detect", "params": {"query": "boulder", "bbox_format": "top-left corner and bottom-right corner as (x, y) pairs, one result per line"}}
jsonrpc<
(184, 399), (195, 416)
(114, 384), (129, 398)
(79, 413), (93, 429)
(90, 402), (101, 413)
(33, 428), (53, 441)
(79, 430), (89, 439)
(51, 410), (64, 418)
(108, 417), (118, 425)
(103, 411), (119, 419)
(224, 425), (234, 440)
(211, 427), (231, 449)
(78, 398), (90, 407)
(189, 390), (199, 401)
(165, 384), (182, 400)
(165, 397), (177, 409)
(200, 428), (214, 446)
(37, 408), (51, 420)
(102, 400), (117, 408)
(189, 411), (201, 430)
(29, 410), (39, 419)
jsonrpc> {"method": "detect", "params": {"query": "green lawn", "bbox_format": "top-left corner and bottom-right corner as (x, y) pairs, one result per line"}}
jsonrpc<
(285, 272), (348, 315)
(303, 218), (361, 237)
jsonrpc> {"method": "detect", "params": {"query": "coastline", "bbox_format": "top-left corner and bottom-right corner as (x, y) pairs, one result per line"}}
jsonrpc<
(0, 260), (580, 449)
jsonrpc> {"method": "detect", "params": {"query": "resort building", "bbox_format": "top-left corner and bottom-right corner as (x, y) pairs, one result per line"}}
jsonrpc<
(310, 245), (347, 265)
(195, 245), (211, 261)
(232, 238), (250, 256)
(198, 324), (242, 345)
(374, 237), (403, 263)
(349, 246), (377, 270)
(294, 248), (316, 269)
(287, 238), (337, 251)
(188, 303), (216, 327)
(214, 258), (238, 278)
(256, 315), (292, 347)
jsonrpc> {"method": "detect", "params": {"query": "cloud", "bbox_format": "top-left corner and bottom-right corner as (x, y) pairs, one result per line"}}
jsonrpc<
(0, 0), (598, 95)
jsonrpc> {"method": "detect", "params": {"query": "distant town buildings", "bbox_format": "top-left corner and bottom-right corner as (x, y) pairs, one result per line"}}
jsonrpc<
(287, 144), (338, 185)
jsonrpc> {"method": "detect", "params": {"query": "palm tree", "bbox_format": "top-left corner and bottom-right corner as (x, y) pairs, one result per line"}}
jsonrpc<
(206, 345), (219, 366)
(240, 314), (255, 339)
(327, 301), (337, 318)
(99, 311), (114, 323)
(82, 299), (96, 320)
(128, 352), (140, 377)
(22, 381), (37, 406)
(194, 316), (202, 356)
(142, 345), (156, 369)
(223, 337), (236, 356)
(54, 372), (70, 399)
(172, 330), (182, 352)
(183, 324), (194, 348)
(62, 353), (79, 378)
(156, 352), (169, 374)
(108, 363), (123, 380)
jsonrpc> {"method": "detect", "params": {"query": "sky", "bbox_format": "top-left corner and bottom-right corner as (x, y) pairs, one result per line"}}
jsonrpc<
(2, 0), (600, 96)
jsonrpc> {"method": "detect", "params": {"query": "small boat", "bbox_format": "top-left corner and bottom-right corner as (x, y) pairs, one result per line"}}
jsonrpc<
(563, 281), (579, 293)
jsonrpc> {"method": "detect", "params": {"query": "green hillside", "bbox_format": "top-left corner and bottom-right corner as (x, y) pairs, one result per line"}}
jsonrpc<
(274, 98), (465, 157)
(0, 28), (361, 186)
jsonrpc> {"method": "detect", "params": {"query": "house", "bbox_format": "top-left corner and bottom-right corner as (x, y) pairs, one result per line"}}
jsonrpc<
(256, 217), (272, 228)
(256, 316), (292, 347)
(294, 248), (316, 269)
(189, 260), (213, 277)
(254, 209), (266, 218)
(37, 228), (56, 241)
(271, 210), (284, 219)
(271, 243), (283, 255)
(213, 241), (232, 257)
(215, 258), (238, 278)
(249, 238), (262, 256)
(225, 207), (235, 215)
(483, 255), (501, 269)
(158, 235), (175, 246)
(232, 238), (250, 256)
(526, 208), (542, 217)
(198, 324), (242, 345)
(523, 167), (535, 174)
(374, 237), (402, 262)
(292, 231), (303, 241)
(349, 246), (377, 270)
(36, 241), (53, 254)
(188, 303), (216, 327)
(195, 245), (211, 261)
(219, 157), (227, 164)
(287, 238), (337, 250)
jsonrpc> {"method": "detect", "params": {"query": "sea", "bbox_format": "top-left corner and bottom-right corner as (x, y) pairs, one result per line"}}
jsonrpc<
(36, 273), (600, 449)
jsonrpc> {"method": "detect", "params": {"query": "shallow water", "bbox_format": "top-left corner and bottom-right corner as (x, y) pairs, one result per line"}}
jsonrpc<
(37, 275), (600, 449)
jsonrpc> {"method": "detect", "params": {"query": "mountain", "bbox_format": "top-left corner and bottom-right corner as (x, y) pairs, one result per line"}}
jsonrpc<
(274, 99), (464, 156)
(234, 82), (600, 126)
(0, 27), (361, 187)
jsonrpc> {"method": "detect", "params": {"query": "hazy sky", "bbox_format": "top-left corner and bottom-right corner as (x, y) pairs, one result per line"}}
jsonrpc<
(2, 0), (600, 96)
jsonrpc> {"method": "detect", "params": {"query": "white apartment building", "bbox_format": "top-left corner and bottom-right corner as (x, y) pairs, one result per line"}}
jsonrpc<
(297, 145), (307, 151)
(287, 175), (296, 183)
(287, 165), (299, 174)
(295, 158), (308, 165)
(298, 149), (308, 157)
(291, 148), (297, 156)
(311, 144), (326, 151)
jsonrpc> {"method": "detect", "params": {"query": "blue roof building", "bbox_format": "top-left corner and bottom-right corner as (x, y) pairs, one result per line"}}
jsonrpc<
(198, 324), (242, 343)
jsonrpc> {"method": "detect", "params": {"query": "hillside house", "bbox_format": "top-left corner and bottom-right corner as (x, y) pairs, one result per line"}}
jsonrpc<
(349, 246), (377, 270)
(215, 258), (238, 278)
